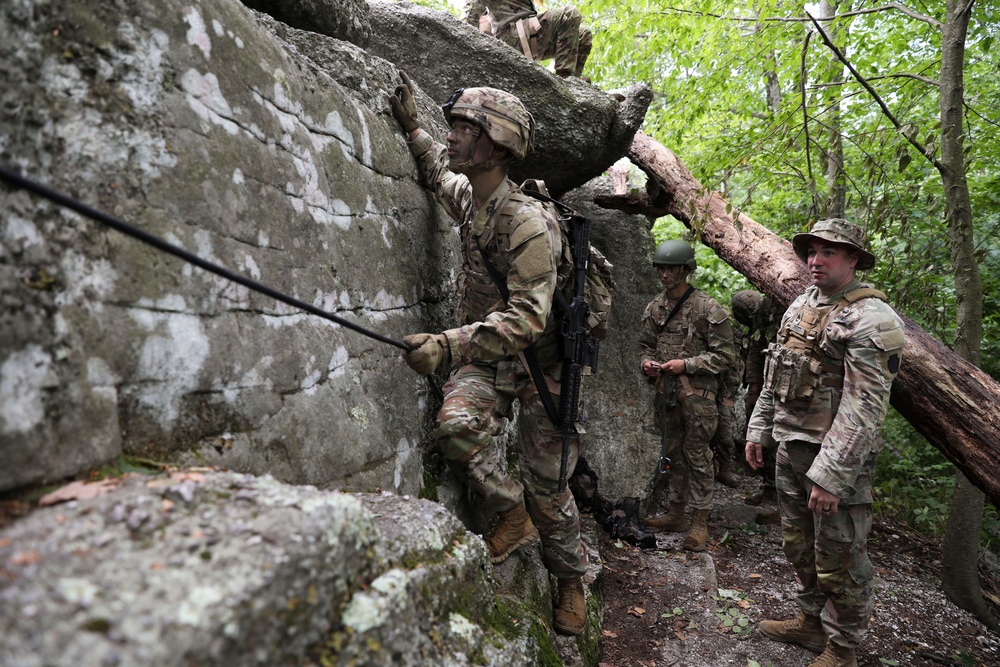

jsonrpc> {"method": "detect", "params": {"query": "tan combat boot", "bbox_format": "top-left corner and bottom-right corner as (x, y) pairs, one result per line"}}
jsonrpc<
(484, 503), (539, 564)
(807, 642), (858, 667)
(682, 509), (711, 551)
(758, 612), (827, 653)
(716, 460), (739, 487)
(643, 503), (687, 533)
(553, 576), (586, 635)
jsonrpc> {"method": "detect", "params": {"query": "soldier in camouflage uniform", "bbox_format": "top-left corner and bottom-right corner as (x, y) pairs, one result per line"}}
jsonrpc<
(639, 240), (736, 552)
(732, 289), (783, 524)
(746, 219), (906, 667)
(387, 74), (588, 635)
(711, 317), (742, 488)
(463, 0), (592, 78)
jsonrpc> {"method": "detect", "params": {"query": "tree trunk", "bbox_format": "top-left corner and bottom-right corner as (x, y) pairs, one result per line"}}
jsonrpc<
(595, 131), (1000, 507)
(935, 0), (995, 631)
(819, 0), (847, 218)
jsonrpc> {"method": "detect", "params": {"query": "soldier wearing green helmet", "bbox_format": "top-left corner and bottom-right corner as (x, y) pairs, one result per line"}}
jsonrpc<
(639, 239), (736, 552)
(387, 74), (589, 635)
(747, 218), (905, 667)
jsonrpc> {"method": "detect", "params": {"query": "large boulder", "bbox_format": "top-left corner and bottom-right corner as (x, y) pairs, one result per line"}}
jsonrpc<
(0, 0), (458, 493)
(0, 471), (550, 666)
(364, 0), (652, 196)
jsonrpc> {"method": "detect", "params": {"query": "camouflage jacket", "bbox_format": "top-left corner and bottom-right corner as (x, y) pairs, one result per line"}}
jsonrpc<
(746, 280), (906, 500)
(638, 288), (736, 396)
(462, 0), (537, 28)
(407, 129), (564, 375)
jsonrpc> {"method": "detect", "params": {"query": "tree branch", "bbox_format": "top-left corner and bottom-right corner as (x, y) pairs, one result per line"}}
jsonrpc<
(809, 72), (940, 87)
(805, 12), (946, 173)
(800, 31), (816, 199)
(654, 3), (941, 30)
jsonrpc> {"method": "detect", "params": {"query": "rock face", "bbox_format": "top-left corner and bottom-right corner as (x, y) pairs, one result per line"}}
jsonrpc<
(0, 1), (651, 664)
(0, 471), (543, 666)
(563, 182), (663, 501)
(0, 0), (650, 498)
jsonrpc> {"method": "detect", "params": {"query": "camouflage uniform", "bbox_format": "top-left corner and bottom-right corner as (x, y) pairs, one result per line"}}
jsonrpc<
(746, 280), (905, 649)
(711, 323), (743, 471)
(640, 289), (736, 512)
(405, 127), (587, 578)
(463, 0), (593, 78)
(735, 292), (783, 497)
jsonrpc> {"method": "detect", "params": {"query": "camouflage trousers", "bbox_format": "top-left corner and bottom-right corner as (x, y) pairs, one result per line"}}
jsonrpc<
(498, 5), (592, 77)
(651, 391), (717, 511)
(436, 361), (587, 578)
(711, 399), (737, 464)
(776, 440), (875, 648)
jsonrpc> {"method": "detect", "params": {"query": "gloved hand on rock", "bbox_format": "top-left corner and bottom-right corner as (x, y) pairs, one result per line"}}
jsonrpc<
(402, 333), (450, 375)
(387, 70), (419, 135)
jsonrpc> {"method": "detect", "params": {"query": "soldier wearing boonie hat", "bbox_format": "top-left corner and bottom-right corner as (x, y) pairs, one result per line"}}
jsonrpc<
(791, 218), (877, 271)
(746, 218), (906, 667)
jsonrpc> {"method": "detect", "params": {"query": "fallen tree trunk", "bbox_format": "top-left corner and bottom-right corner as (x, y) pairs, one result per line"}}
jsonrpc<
(595, 132), (1000, 507)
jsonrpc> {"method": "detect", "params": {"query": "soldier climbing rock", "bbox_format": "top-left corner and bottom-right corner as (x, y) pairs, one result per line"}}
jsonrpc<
(387, 74), (588, 635)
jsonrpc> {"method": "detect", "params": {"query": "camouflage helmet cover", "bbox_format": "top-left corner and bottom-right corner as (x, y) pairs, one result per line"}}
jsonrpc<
(442, 87), (535, 161)
(652, 240), (696, 270)
(792, 218), (877, 271)
(731, 289), (763, 327)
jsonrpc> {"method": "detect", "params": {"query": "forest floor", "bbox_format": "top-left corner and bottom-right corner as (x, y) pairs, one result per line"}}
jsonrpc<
(594, 471), (1000, 667)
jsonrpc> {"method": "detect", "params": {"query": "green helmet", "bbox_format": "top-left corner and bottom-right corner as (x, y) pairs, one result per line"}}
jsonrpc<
(731, 290), (763, 327)
(441, 87), (535, 160)
(652, 240), (696, 269)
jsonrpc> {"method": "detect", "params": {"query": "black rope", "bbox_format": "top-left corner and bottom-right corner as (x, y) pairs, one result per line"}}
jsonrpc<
(0, 165), (412, 352)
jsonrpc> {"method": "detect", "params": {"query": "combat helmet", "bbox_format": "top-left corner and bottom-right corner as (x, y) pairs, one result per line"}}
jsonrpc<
(441, 87), (535, 161)
(731, 290), (763, 328)
(652, 240), (696, 270)
(792, 218), (876, 271)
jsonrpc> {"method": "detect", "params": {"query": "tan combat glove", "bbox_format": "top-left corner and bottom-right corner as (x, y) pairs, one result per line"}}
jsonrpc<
(402, 333), (450, 375)
(387, 71), (419, 135)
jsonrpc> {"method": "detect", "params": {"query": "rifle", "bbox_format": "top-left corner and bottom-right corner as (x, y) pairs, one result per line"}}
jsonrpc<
(658, 375), (677, 474)
(476, 192), (599, 493)
(551, 203), (599, 492)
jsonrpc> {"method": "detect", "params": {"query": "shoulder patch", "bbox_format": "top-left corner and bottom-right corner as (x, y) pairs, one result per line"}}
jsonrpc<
(707, 304), (730, 325)
(506, 203), (547, 251)
(871, 324), (906, 352)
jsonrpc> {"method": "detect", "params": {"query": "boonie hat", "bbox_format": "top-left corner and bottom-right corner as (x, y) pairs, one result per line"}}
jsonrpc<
(792, 218), (876, 271)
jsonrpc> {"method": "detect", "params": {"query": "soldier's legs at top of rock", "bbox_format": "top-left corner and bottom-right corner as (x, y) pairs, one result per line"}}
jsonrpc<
(515, 369), (587, 579)
(535, 5), (583, 77)
(435, 364), (524, 514)
(575, 25), (592, 77)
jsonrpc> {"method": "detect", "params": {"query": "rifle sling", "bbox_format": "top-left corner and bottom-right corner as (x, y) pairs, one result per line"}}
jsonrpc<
(477, 245), (563, 429)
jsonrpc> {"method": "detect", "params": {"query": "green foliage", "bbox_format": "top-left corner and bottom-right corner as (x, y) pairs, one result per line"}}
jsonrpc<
(876, 409), (955, 536)
(710, 588), (754, 635)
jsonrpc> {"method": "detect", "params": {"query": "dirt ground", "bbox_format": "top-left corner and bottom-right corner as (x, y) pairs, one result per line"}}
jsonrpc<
(595, 473), (1000, 667)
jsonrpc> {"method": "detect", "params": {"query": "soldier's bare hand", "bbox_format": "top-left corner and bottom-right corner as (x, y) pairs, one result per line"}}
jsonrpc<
(642, 360), (661, 377)
(808, 485), (841, 516)
(745, 441), (763, 470)
(661, 359), (685, 375)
